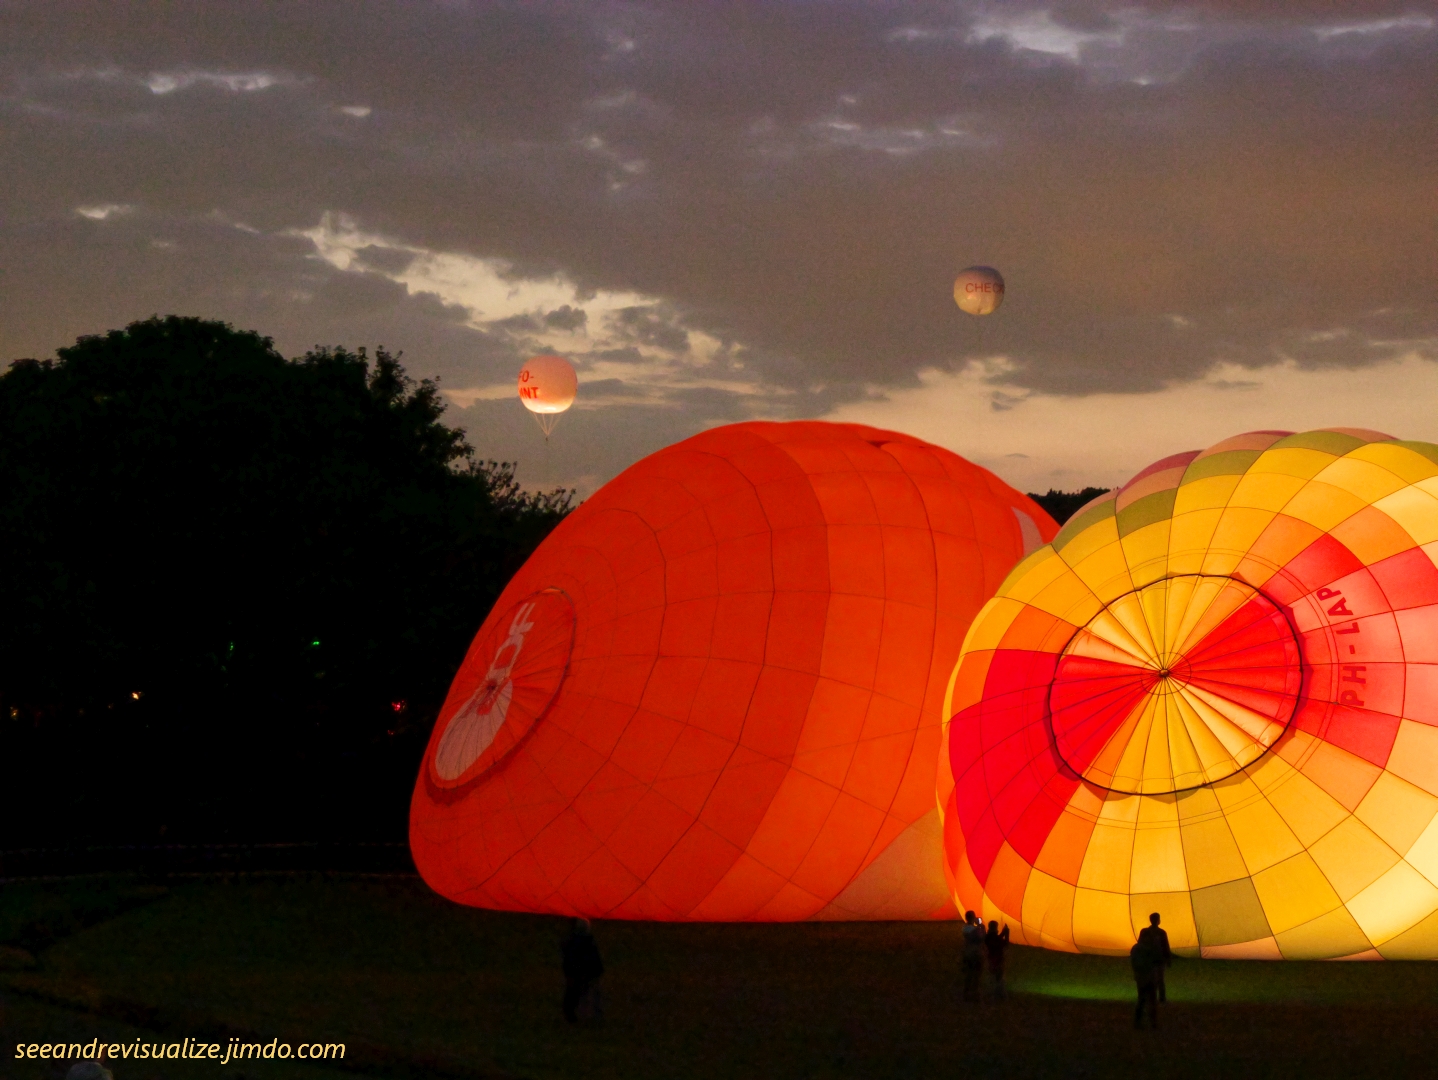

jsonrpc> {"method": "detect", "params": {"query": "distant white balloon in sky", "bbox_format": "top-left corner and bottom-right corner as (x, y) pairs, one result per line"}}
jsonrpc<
(953, 266), (1005, 316)
(517, 355), (577, 438)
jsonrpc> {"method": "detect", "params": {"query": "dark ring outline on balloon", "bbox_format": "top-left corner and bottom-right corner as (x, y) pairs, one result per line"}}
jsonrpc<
(423, 587), (576, 806)
(1043, 573), (1307, 796)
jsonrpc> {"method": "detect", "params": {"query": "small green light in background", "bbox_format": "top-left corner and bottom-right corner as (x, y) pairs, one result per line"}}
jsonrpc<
(310, 639), (321, 648)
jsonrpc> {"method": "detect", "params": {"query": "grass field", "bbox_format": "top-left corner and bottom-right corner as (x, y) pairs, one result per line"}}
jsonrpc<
(4, 874), (1438, 1080)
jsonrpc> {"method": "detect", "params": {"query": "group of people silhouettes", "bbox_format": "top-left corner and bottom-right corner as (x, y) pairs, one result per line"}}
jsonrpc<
(560, 909), (1173, 1028)
(958, 907), (1173, 1026)
(960, 910), (1010, 1001)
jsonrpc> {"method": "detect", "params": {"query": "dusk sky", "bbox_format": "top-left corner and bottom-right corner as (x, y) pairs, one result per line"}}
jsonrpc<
(3, 1), (1435, 495)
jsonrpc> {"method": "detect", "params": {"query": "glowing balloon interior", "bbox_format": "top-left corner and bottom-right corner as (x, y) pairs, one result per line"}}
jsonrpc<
(412, 420), (1057, 921)
(953, 266), (1005, 316)
(518, 355), (578, 437)
(941, 428), (1438, 960)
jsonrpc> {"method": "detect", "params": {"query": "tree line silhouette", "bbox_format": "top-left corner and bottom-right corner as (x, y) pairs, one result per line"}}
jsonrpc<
(1, 317), (570, 850)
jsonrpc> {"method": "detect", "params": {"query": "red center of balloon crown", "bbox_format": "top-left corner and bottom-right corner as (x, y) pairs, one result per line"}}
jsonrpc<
(1048, 575), (1302, 795)
(430, 589), (574, 787)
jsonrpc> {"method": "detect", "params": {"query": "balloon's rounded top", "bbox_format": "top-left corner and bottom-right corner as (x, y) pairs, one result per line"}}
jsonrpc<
(1049, 573), (1301, 795)
(518, 355), (578, 415)
(953, 266), (1005, 316)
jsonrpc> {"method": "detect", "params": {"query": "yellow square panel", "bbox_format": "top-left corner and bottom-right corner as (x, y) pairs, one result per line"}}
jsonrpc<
(1308, 816), (1400, 902)
(1076, 822), (1136, 893)
(1070, 542), (1133, 600)
(1346, 860), (1438, 946)
(1173, 475), (1241, 516)
(1228, 471), (1306, 512)
(998, 546), (1057, 595)
(1224, 796), (1305, 874)
(1167, 508), (1225, 575)
(1130, 823), (1189, 894)
(1136, 793), (1180, 825)
(1121, 520), (1171, 586)
(1314, 456), (1409, 503)
(1251, 852), (1342, 935)
(1259, 767), (1348, 847)
(1387, 719), (1438, 799)
(1350, 442), (1438, 485)
(1175, 784), (1225, 824)
(1243, 745), (1300, 795)
(1402, 814), (1438, 888)
(1177, 816), (1250, 890)
(1207, 507), (1278, 562)
(1372, 487), (1438, 547)
(1058, 516), (1120, 570)
(1276, 906), (1373, 960)
(1355, 771), (1438, 857)
(1280, 481), (1368, 532)
(1020, 868), (1075, 948)
(1029, 570), (1104, 624)
(1251, 446), (1338, 480)
(1003, 548), (1068, 604)
(1097, 791), (1143, 826)
(1072, 887), (1136, 953)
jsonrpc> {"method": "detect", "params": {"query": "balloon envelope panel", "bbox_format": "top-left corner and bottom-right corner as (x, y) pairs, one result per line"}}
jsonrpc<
(412, 420), (1056, 921)
(941, 429), (1438, 959)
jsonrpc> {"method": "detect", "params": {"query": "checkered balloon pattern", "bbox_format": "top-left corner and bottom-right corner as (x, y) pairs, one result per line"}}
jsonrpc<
(941, 429), (1438, 959)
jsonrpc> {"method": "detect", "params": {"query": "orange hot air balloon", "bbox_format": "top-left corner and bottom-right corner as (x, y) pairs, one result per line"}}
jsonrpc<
(953, 266), (1005, 316)
(411, 420), (1057, 921)
(518, 355), (577, 437)
(941, 428), (1438, 959)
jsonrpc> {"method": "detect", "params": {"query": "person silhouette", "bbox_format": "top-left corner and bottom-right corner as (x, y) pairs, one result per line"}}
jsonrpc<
(1130, 912), (1171, 1028)
(1137, 912), (1172, 1004)
(961, 910), (985, 1002)
(985, 920), (1011, 1000)
(560, 917), (605, 1023)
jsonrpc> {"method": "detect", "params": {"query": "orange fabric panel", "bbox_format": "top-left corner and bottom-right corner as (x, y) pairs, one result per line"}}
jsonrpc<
(412, 421), (1053, 920)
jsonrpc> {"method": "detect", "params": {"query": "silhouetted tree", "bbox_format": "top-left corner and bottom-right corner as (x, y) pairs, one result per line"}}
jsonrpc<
(1027, 487), (1111, 526)
(0, 316), (570, 848)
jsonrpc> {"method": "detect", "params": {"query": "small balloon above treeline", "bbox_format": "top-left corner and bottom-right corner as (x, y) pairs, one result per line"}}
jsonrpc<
(953, 266), (1005, 316)
(518, 355), (577, 437)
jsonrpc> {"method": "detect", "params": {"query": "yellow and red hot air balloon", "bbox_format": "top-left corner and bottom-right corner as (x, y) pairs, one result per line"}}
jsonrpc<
(412, 420), (1056, 921)
(953, 266), (1005, 317)
(941, 429), (1438, 959)
(518, 355), (577, 437)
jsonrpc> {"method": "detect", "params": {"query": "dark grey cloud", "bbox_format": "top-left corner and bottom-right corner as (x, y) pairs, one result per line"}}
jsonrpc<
(542, 305), (587, 332)
(609, 305), (690, 353)
(2, 0), (1435, 490)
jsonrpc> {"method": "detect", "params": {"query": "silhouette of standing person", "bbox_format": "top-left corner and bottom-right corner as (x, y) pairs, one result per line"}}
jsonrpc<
(985, 921), (1011, 1000)
(1137, 912), (1172, 1004)
(560, 917), (605, 1023)
(961, 910), (985, 1002)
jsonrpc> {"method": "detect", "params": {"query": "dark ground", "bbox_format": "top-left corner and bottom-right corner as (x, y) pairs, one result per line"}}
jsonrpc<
(3, 874), (1436, 1080)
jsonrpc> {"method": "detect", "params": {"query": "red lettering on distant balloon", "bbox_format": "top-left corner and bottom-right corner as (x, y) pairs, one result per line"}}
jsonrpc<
(1316, 587), (1340, 600)
(1327, 598), (1354, 617)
